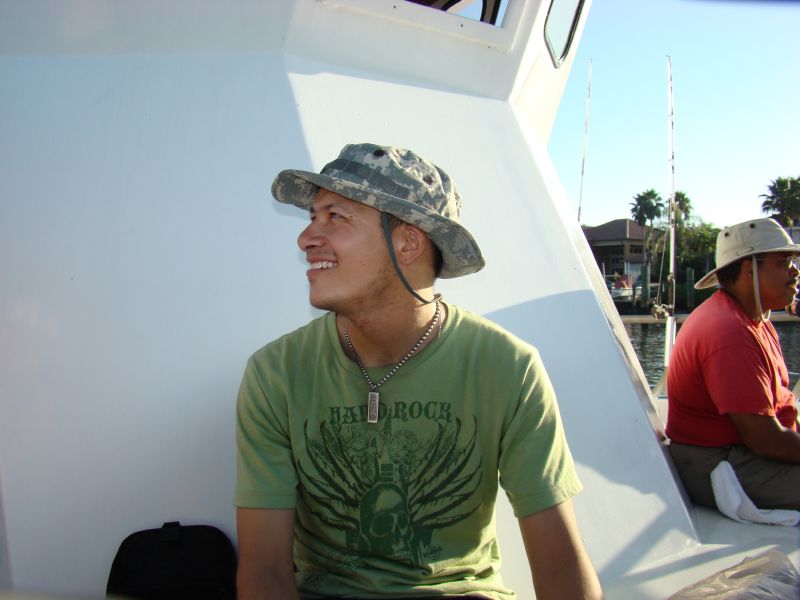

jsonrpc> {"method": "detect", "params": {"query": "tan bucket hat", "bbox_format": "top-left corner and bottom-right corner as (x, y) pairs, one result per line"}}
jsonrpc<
(695, 218), (800, 289)
(271, 143), (485, 279)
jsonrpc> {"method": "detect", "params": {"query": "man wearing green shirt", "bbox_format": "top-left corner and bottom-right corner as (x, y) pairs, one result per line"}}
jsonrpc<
(235, 143), (602, 599)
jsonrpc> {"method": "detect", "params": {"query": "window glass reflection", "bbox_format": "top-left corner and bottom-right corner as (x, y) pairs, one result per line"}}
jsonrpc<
(406, 0), (510, 26)
(545, 0), (584, 66)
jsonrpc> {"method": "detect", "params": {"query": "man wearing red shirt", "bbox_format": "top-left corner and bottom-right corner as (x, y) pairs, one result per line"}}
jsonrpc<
(667, 218), (800, 510)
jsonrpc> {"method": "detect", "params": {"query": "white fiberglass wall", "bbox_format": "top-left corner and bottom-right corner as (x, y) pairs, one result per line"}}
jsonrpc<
(0, 1), (697, 597)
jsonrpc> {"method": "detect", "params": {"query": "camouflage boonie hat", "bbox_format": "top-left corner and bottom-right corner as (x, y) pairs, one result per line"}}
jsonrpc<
(271, 143), (485, 278)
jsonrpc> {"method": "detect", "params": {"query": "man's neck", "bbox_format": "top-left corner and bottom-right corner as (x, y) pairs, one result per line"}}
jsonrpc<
(336, 294), (443, 367)
(721, 285), (761, 321)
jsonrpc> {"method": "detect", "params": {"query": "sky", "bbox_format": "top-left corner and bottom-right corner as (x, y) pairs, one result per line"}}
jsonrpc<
(546, 0), (800, 229)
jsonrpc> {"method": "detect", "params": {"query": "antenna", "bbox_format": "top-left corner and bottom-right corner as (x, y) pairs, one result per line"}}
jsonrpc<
(666, 56), (676, 313)
(663, 56), (678, 377)
(577, 59), (592, 223)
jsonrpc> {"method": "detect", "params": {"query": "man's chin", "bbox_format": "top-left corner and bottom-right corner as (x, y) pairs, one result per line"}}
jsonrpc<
(309, 295), (336, 312)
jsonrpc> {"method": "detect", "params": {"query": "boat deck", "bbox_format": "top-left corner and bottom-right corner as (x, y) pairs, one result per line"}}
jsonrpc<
(607, 505), (800, 598)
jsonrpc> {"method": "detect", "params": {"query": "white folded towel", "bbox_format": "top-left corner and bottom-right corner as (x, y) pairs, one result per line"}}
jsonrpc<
(710, 461), (800, 526)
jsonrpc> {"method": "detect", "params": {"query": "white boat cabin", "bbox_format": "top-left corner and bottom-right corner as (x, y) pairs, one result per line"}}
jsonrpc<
(0, 1), (797, 597)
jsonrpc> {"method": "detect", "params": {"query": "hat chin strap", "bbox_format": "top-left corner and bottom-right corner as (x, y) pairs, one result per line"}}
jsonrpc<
(381, 212), (440, 306)
(752, 259), (769, 322)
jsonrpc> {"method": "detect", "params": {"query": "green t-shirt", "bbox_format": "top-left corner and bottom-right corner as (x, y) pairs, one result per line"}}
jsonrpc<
(235, 304), (581, 599)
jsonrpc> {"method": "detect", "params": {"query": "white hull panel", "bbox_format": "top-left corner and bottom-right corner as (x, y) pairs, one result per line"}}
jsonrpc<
(1, 1), (796, 597)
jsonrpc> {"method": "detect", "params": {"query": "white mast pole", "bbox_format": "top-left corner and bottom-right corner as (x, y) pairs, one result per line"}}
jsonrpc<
(664, 56), (677, 375)
(667, 56), (677, 313)
(577, 59), (592, 223)
(653, 57), (678, 401)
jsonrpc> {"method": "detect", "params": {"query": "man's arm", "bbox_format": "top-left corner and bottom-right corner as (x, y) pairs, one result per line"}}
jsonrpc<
(728, 413), (800, 463)
(519, 499), (603, 600)
(236, 507), (299, 600)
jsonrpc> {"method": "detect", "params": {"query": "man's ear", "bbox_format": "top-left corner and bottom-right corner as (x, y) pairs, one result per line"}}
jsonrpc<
(392, 223), (428, 267)
(742, 257), (754, 278)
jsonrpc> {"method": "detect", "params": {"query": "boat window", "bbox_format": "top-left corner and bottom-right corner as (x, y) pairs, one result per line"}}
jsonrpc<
(544, 0), (584, 67)
(406, 0), (510, 26)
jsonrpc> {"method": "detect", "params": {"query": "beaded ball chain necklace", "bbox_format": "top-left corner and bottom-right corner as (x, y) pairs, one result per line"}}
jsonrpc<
(343, 300), (442, 424)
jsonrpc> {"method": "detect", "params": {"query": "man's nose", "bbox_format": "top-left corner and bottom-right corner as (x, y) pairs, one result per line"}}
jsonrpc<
(298, 221), (321, 251)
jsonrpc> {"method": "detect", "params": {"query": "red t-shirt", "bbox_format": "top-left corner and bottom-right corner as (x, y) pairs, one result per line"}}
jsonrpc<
(666, 290), (798, 446)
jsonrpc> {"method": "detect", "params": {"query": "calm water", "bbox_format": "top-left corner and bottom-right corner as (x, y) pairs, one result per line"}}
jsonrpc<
(624, 321), (800, 389)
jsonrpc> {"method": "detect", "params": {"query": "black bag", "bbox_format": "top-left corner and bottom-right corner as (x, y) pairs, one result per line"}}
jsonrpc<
(106, 521), (236, 599)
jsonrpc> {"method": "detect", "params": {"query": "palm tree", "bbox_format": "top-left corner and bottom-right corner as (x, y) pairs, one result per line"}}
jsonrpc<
(760, 176), (800, 226)
(630, 189), (664, 253)
(673, 190), (692, 225)
(630, 189), (664, 306)
(630, 188), (664, 229)
(671, 191), (692, 272)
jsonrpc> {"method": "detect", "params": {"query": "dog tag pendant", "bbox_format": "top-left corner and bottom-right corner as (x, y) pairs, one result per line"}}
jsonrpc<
(367, 391), (379, 423)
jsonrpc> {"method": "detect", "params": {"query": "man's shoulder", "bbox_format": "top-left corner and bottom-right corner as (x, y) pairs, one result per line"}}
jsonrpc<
(449, 305), (539, 357)
(249, 312), (332, 363)
(451, 304), (513, 334)
(685, 292), (742, 331)
(681, 291), (757, 351)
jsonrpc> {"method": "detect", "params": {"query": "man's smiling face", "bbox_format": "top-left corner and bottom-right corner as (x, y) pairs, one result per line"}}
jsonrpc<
(297, 189), (396, 314)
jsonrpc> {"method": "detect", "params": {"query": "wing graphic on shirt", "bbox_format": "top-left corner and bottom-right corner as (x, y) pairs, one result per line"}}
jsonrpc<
(297, 414), (483, 563)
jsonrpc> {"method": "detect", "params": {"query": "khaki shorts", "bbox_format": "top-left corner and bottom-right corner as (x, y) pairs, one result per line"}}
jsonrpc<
(668, 442), (800, 511)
